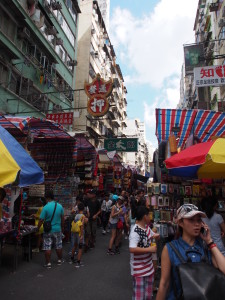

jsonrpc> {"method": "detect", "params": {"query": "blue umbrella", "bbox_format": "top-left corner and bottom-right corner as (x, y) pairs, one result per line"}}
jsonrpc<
(0, 125), (44, 187)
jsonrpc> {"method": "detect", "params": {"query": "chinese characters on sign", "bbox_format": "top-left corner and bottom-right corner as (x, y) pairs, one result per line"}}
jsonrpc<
(84, 74), (113, 117)
(87, 96), (109, 116)
(104, 138), (138, 152)
(194, 65), (225, 87)
(46, 112), (73, 125)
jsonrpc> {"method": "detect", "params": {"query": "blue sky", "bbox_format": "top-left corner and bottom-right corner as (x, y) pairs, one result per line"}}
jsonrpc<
(109, 0), (199, 148)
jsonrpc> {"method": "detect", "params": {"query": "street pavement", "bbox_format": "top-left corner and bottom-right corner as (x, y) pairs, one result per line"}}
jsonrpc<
(0, 229), (132, 300)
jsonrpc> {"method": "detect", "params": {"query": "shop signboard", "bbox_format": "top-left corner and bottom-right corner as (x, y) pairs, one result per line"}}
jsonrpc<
(29, 184), (45, 197)
(84, 74), (113, 117)
(184, 44), (204, 75)
(104, 138), (138, 152)
(194, 65), (225, 87)
(46, 112), (73, 125)
(87, 96), (109, 117)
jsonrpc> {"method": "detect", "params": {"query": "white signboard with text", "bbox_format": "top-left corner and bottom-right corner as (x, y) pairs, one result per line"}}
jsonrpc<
(194, 65), (225, 87)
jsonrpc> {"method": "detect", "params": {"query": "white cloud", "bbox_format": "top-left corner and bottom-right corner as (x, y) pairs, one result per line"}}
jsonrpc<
(110, 0), (198, 88)
(110, 0), (198, 143)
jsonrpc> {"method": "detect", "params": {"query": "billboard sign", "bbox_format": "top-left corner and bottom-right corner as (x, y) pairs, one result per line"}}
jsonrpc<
(46, 112), (73, 125)
(184, 44), (204, 75)
(84, 74), (113, 117)
(194, 65), (225, 87)
(104, 138), (138, 152)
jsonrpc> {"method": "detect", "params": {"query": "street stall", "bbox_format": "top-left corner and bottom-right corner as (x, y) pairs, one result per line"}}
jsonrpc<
(152, 108), (225, 259)
(0, 116), (80, 245)
(0, 123), (44, 270)
(74, 134), (97, 192)
(2, 116), (77, 214)
(97, 149), (112, 192)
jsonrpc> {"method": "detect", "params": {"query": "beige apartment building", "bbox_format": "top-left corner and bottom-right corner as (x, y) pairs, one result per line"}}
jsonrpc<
(74, 0), (128, 150)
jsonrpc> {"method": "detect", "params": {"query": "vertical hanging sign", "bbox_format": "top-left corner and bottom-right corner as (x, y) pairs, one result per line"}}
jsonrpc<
(84, 74), (113, 117)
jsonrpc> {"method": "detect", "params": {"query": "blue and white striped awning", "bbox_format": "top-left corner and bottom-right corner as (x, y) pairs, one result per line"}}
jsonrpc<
(155, 109), (225, 149)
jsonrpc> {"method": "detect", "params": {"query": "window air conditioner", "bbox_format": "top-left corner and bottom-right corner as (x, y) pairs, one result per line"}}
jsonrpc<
(90, 51), (95, 56)
(18, 27), (30, 39)
(45, 26), (57, 36)
(94, 51), (99, 57)
(56, 38), (63, 46)
(219, 18), (225, 28)
(89, 70), (95, 77)
(223, 6), (225, 18)
(91, 29), (95, 34)
(51, 1), (62, 10)
(44, 0), (51, 12)
(67, 60), (77, 67)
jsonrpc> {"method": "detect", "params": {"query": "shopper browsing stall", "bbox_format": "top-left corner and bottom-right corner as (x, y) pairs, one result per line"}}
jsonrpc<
(32, 198), (46, 253)
(202, 196), (225, 256)
(38, 191), (64, 269)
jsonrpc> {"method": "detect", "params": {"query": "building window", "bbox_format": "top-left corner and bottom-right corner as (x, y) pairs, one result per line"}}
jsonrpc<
(65, 0), (78, 24)
(0, 63), (9, 87)
(219, 26), (225, 40)
(53, 10), (75, 46)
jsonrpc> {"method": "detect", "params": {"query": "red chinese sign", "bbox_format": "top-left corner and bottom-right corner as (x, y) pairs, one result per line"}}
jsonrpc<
(87, 96), (109, 117)
(84, 74), (113, 117)
(194, 65), (225, 87)
(46, 112), (73, 125)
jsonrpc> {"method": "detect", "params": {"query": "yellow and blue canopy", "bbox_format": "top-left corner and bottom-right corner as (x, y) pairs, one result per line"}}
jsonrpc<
(165, 138), (225, 179)
(0, 125), (44, 187)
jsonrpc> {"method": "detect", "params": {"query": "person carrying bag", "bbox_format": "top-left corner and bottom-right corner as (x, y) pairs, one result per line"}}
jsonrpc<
(43, 202), (57, 233)
(156, 204), (225, 300)
(169, 242), (225, 300)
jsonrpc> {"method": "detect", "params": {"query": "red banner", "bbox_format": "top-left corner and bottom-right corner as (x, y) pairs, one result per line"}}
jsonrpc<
(46, 112), (73, 125)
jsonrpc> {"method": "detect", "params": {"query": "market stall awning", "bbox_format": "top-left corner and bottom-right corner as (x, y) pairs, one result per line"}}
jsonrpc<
(155, 109), (225, 149)
(4, 116), (71, 139)
(0, 125), (44, 187)
(73, 134), (97, 167)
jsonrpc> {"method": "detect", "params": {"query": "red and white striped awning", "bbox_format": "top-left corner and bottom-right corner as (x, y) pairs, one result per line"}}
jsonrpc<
(155, 109), (225, 149)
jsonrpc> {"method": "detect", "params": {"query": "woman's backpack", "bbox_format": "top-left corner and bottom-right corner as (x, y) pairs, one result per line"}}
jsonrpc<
(169, 242), (225, 300)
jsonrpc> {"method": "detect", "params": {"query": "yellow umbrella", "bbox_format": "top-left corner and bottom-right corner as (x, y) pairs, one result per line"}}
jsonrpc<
(198, 138), (225, 179)
(165, 138), (225, 179)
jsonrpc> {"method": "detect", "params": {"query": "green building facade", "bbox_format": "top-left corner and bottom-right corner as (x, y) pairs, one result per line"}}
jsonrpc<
(0, 0), (80, 118)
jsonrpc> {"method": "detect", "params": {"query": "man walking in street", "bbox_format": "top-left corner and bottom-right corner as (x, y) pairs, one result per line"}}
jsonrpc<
(85, 189), (101, 249)
(38, 190), (64, 269)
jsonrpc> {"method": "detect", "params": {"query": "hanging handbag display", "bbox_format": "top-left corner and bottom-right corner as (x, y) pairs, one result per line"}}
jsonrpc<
(43, 202), (57, 233)
(169, 242), (225, 300)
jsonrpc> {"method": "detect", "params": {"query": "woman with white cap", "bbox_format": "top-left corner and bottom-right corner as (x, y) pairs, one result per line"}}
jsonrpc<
(156, 204), (225, 300)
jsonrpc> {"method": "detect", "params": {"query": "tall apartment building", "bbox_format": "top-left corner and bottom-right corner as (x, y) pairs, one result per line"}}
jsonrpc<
(0, 0), (80, 118)
(124, 119), (149, 174)
(179, 0), (225, 111)
(74, 0), (128, 149)
(97, 0), (110, 31)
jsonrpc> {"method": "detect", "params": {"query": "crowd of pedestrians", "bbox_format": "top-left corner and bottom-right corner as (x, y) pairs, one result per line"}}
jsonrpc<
(36, 189), (225, 300)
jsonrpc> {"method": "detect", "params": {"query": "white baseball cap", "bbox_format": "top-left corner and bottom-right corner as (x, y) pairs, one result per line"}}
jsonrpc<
(176, 204), (206, 221)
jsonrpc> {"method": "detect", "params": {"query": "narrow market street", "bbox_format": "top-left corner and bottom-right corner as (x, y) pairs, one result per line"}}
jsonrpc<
(0, 230), (132, 300)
